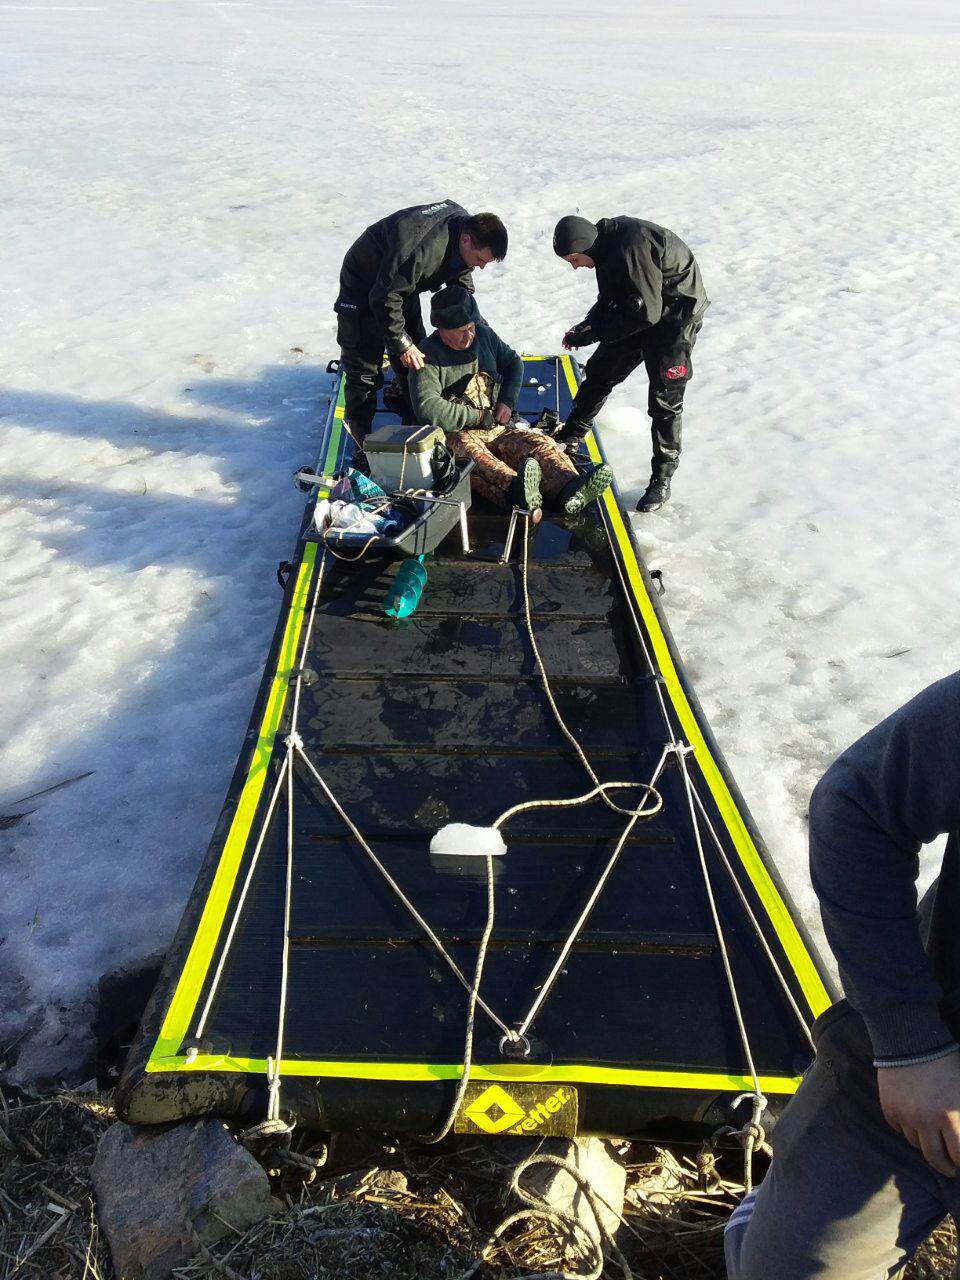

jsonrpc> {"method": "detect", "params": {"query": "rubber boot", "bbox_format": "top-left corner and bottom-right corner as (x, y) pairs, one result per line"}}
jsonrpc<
(556, 463), (614, 516)
(508, 457), (543, 513)
(636, 476), (671, 513)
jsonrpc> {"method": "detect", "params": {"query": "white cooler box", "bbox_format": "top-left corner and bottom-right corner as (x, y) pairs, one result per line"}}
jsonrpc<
(364, 423), (445, 492)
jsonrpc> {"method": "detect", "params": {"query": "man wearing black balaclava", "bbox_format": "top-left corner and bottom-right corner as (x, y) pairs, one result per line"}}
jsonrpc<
(553, 214), (709, 512)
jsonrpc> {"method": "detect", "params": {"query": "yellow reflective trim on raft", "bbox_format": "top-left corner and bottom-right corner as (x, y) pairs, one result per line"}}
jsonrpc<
(558, 355), (830, 1019)
(146, 1053), (801, 1095)
(321, 379), (347, 486)
(147, 546), (318, 1065)
(147, 392), (346, 1069)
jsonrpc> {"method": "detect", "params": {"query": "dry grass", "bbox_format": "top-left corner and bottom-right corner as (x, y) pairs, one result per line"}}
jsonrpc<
(0, 1086), (955, 1280)
(0, 1086), (114, 1278)
(167, 1137), (744, 1280)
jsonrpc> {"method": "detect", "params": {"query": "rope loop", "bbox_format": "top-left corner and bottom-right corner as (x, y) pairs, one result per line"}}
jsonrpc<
(240, 1116), (295, 1147)
(708, 1093), (769, 1193)
(260, 1143), (328, 1186)
(457, 1149), (633, 1280)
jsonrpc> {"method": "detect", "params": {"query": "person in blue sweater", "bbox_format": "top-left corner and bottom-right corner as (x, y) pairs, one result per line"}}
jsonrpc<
(726, 672), (960, 1280)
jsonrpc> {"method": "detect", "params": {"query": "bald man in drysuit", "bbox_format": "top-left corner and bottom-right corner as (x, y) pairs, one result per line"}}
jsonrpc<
(553, 214), (709, 513)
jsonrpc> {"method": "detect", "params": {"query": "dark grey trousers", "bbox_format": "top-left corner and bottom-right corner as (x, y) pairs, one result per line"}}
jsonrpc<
(725, 1001), (959, 1280)
(335, 294), (426, 443)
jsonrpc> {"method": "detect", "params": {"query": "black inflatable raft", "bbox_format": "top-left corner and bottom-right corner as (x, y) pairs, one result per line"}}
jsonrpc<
(117, 355), (835, 1141)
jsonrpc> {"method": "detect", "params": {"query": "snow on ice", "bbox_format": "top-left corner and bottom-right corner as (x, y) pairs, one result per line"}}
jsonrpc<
(1, 0), (959, 1080)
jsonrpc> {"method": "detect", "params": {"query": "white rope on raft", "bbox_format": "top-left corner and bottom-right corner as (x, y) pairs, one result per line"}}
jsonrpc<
(211, 499), (667, 1141)
(419, 515), (665, 1144)
(584, 434), (778, 1180)
(593, 472), (815, 1048)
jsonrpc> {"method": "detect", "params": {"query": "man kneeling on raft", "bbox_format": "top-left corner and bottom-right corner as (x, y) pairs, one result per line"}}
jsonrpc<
(409, 285), (612, 515)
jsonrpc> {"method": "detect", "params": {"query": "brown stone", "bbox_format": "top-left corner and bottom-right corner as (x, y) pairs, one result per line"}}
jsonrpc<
(92, 1119), (279, 1280)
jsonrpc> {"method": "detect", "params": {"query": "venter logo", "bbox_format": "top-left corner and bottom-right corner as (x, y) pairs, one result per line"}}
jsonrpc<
(454, 1082), (578, 1138)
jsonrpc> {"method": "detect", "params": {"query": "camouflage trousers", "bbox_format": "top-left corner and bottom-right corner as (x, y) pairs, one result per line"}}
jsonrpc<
(446, 426), (578, 508)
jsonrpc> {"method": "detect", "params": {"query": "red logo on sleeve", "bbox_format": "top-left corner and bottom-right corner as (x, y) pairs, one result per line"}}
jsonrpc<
(665, 363), (688, 380)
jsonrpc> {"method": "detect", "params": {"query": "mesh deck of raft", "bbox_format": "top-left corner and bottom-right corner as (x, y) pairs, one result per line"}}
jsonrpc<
(118, 355), (835, 1139)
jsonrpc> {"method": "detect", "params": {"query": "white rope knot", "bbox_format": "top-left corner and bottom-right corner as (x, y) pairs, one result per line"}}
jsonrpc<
(737, 1094), (768, 1154)
(240, 1116), (294, 1145)
(285, 730), (304, 752)
(733, 1090), (768, 1132)
(716, 1092), (769, 1192)
(265, 1055), (284, 1118)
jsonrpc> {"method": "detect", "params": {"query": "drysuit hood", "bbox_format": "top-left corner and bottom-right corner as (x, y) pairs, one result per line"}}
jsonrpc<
(552, 215), (599, 257)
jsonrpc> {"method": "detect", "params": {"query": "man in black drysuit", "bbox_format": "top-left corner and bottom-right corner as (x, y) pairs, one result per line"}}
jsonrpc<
(553, 214), (709, 513)
(335, 201), (508, 453)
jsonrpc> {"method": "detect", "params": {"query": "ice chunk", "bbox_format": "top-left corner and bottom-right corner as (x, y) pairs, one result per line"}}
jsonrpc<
(429, 823), (507, 858)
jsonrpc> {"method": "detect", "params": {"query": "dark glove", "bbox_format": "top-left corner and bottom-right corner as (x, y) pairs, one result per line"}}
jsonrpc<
(563, 322), (596, 349)
(533, 408), (561, 435)
(477, 407), (496, 429)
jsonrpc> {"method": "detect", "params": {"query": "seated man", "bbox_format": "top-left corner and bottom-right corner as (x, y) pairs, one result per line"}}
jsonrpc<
(409, 286), (612, 515)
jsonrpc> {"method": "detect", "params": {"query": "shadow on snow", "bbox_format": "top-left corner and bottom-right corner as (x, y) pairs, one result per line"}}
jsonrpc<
(0, 359), (337, 1082)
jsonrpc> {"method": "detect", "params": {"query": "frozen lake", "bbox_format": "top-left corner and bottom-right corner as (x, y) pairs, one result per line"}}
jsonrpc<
(1, 0), (958, 1080)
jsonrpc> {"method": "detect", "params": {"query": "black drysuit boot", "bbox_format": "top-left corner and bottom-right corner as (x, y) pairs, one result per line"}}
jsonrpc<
(636, 477), (671, 513)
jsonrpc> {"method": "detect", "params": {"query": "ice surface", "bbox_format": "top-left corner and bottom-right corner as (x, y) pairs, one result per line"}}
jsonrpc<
(1, 0), (958, 1081)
